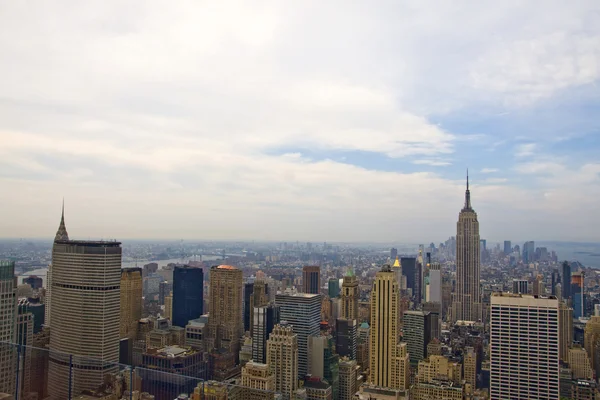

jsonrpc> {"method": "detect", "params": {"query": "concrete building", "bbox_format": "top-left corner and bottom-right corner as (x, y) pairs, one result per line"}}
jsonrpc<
(0, 261), (17, 397)
(164, 292), (173, 320)
(338, 357), (358, 400)
(252, 304), (280, 364)
(267, 323), (298, 400)
(16, 299), (34, 397)
(120, 268), (142, 340)
(208, 265), (243, 355)
(186, 317), (208, 350)
(340, 269), (359, 321)
(451, 175), (482, 322)
(173, 265), (204, 328)
(512, 279), (529, 294)
(568, 346), (593, 380)
(490, 293), (559, 400)
(48, 209), (122, 399)
(561, 301), (574, 364)
(304, 378), (332, 400)
(426, 262), (441, 303)
(303, 266), (321, 295)
(463, 346), (476, 389)
(275, 292), (321, 378)
(241, 360), (276, 400)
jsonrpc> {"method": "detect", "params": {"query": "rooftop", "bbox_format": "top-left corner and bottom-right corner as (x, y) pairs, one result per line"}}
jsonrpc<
(54, 240), (122, 247)
(216, 265), (238, 270)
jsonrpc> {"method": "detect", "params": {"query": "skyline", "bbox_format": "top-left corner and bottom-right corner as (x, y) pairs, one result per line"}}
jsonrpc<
(1, 2), (599, 242)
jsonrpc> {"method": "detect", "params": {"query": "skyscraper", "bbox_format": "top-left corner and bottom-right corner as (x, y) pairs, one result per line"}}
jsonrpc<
(503, 240), (512, 255)
(120, 268), (142, 340)
(267, 323), (298, 400)
(426, 262), (441, 303)
(244, 282), (255, 333)
(338, 357), (358, 400)
(392, 257), (403, 290)
(390, 248), (398, 261)
(303, 266), (321, 294)
(208, 265), (243, 355)
(48, 211), (122, 399)
(584, 314), (600, 374)
(512, 279), (528, 294)
(400, 257), (416, 296)
(490, 293), (559, 400)
(245, 280), (269, 335)
(173, 265), (204, 328)
(463, 347), (477, 389)
(328, 278), (340, 298)
(335, 318), (357, 360)
(368, 264), (404, 389)
(562, 261), (572, 301)
(252, 304), (280, 364)
(572, 272), (584, 319)
(275, 292), (321, 378)
(451, 174), (482, 322)
(522, 241), (535, 263)
(340, 269), (359, 321)
(0, 261), (17, 396)
(559, 301), (574, 364)
(402, 311), (432, 365)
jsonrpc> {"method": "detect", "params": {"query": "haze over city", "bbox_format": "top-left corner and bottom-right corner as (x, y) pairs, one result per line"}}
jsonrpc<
(0, 2), (599, 242)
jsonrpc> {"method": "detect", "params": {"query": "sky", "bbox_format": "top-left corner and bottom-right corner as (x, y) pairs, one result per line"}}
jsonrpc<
(0, 1), (599, 243)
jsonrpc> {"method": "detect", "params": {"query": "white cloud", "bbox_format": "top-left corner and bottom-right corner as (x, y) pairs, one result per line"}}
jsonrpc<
(0, 1), (599, 241)
(515, 143), (537, 157)
(481, 168), (499, 173)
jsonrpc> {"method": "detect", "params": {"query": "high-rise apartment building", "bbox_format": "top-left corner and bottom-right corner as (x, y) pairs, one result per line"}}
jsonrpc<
(120, 268), (142, 340)
(208, 265), (243, 355)
(451, 175), (482, 322)
(48, 214), (122, 399)
(338, 357), (358, 400)
(173, 265), (204, 328)
(303, 266), (321, 294)
(490, 293), (559, 400)
(0, 261), (17, 396)
(275, 292), (321, 378)
(252, 304), (280, 364)
(267, 323), (298, 400)
(368, 265), (409, 390)
(402, 311), (432, 365)
(341, 270), (359, 321)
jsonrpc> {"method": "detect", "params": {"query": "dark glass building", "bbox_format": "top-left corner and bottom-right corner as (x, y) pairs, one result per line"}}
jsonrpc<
(401, 257), (416, 295)
(562, 261), (572, 301)
(244, 282), (254, 333)
(172, 266), (204, 328)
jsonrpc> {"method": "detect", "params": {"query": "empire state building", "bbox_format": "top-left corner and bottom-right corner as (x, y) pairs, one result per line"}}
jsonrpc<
(451, 174), (482, 322)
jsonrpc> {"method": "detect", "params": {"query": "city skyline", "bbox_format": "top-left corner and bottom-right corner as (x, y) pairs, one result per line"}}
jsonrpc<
(1, 2), (599, 242)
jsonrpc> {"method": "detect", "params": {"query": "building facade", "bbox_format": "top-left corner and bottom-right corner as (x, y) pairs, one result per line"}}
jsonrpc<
(120, 268), (142, 340)
(275, 292), (321, 378)
(173, 265), (204, 328)
(208, 265), (243, 354)
(490, 293), (559, 400)
(0, 261), (17, 396)
(48, 238), (122, 399)
(252, 304), (280, 364)
(267, 323), (298, 400)
(303, 266), (321, 295)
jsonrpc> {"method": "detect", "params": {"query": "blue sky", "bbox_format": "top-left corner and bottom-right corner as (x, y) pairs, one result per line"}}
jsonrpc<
(0, 1), (599, 242)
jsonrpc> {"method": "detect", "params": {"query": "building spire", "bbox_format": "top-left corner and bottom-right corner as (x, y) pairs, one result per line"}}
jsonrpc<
(54, 199), (69, 242)
(464, 169), (472, 210)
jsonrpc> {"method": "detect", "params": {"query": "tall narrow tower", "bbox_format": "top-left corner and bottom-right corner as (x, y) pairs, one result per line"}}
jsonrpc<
(368, 264), (401, 388)
(451, 173), (482, 322)
(341, 268), (359, 320)
(303, 266), (321, 294)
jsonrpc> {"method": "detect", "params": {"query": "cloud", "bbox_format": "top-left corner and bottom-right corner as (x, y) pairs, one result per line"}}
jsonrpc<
(481, 168), (498, 173)
(413, 159), (452, 167)
(514, 143), (537, 157)
(0, 1), (599, 242)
